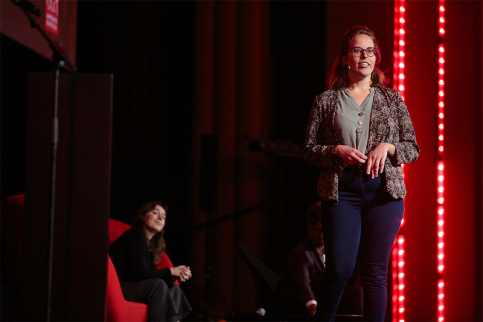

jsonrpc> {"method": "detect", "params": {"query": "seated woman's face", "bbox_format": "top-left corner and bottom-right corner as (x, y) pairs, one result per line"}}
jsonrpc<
(143, 205), (167, 235)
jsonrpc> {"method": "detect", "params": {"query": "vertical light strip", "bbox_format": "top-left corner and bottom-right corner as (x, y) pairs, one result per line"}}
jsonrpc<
(392, 1), (406, 321)
(437, 0), (445, 321)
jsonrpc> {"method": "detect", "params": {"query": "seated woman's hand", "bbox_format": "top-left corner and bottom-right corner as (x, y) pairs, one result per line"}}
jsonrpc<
(170, 265), (192, 282)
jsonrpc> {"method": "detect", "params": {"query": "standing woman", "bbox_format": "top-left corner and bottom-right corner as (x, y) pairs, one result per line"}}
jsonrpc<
(108, 201), (192, 321)
(304, 26), (419, 321)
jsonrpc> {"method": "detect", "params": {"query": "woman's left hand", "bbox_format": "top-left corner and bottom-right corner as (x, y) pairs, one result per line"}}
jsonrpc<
(170, 265), (192, 282)
(365, 143), (395, 179)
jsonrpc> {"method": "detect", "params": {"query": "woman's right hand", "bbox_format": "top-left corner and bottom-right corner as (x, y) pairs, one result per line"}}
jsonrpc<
(334, 145), (367, 166)
(170, 265), (192, 282)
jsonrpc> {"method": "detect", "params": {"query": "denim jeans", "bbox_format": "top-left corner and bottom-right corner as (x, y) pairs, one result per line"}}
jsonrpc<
(316, 168), (404, 321)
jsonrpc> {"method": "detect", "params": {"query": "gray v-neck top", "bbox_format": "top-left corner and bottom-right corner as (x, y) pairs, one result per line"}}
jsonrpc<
(334, 87), (374, 154)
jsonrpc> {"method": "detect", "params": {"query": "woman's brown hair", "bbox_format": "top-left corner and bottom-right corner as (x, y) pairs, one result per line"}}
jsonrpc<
(132, 201), (168, 265)
(326, 25), (388, 90)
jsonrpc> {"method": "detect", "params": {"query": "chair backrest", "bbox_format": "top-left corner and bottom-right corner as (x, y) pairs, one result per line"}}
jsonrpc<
(108, 219), (132, 246)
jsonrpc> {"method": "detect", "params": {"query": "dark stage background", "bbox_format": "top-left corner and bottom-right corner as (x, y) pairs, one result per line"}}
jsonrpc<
(2, 1), (326, 319)
(1, 1), (482, 321)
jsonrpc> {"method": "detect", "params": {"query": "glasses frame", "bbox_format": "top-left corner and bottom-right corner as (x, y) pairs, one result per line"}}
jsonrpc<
(346, 47), (378, 57)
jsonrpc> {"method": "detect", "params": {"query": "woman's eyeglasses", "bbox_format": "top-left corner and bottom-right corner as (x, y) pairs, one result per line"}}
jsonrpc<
(347, 47), (377, 57)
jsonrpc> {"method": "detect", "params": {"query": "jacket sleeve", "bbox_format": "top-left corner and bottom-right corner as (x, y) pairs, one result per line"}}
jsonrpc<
(303, 95), (340, 169)
(392, 91), (420, 165)
(287, 249), (316, 303)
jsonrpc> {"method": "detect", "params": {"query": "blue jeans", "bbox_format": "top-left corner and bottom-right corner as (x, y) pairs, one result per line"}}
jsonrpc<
(316, 168), (404, 321)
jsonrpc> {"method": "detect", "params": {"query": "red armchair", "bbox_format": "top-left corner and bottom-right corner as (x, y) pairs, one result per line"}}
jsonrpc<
(106, 254), (148, 321)
(105, 218), (177, 321)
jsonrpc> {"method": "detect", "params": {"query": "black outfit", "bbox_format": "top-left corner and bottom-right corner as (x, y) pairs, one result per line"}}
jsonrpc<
(109, 228), (192, 321)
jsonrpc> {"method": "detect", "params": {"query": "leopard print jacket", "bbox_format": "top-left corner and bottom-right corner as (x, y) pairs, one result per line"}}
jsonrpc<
(303, 86), (420, 203)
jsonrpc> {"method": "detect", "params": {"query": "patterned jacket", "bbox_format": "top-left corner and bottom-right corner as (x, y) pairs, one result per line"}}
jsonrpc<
(303, 86), (419, 202)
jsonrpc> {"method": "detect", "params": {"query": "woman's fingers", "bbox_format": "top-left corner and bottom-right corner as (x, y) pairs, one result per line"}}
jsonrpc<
(365, 144), (389, 178)
(338, 145), (367, 165)
(176, 266), (192, 282)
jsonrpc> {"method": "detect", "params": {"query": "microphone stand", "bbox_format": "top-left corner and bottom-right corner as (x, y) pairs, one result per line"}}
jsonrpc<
(15, 3), (76, 321)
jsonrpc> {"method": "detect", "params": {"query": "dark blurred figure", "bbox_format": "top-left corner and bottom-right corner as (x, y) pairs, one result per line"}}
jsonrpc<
(277, 201), (325, 316)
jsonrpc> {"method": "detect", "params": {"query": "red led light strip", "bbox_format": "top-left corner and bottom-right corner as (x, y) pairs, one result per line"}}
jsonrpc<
(392, 1), (406, 321)
(437, 1), (445, 321)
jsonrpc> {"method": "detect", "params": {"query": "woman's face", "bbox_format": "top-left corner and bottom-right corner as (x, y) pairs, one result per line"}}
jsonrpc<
(343, 34), (376, 82)
(143, 204), (166, 236)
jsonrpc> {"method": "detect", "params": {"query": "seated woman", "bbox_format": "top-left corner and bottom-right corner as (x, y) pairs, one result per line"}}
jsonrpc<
(108, 201), (192, 321)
